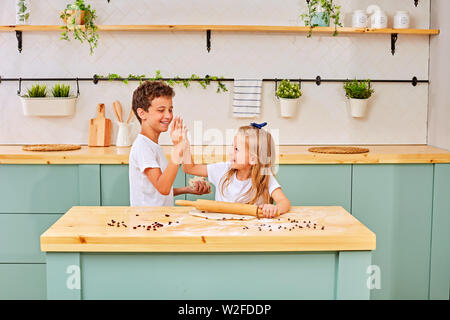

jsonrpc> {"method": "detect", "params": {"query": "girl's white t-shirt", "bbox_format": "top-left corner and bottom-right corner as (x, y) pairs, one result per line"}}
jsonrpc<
(206, 162), (281, 205)
(129, 134), (174, 206)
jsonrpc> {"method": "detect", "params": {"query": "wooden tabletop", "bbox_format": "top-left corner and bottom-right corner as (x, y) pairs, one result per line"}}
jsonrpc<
(1, 145), (450, 164)
(40, 206), (376, 252)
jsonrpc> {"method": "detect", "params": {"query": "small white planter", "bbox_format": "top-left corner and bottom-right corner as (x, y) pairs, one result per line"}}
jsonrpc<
(348, 98), (370, 118)
(279, 97), (300, 118)
(20, 96), (78, 117)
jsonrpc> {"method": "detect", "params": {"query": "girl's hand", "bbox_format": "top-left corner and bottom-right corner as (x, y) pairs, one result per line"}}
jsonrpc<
(170, 116), (184, 145)
(258, 204), (279, 219)
(187, 180), (211, 195)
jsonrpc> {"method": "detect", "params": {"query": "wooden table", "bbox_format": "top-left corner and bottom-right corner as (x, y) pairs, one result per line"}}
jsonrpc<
(41, 206), (375, 300)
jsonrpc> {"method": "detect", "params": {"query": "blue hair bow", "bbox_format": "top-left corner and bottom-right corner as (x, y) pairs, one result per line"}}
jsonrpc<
(250, 122), (267, 129)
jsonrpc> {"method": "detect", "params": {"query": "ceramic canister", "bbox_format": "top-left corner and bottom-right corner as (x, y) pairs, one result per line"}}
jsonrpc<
(352, 10), (368, 28)
(394, 11), (410, 29)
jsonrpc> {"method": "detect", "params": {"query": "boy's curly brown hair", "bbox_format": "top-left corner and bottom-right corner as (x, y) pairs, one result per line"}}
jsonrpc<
(132, 80), (175, 124)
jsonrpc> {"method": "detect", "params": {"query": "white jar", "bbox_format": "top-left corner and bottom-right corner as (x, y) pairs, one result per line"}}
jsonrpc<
(367, 5), (388, 29)
(352, 10), (368, 28)
(394, 11), (410, 29)
(15, 0), (31, 25)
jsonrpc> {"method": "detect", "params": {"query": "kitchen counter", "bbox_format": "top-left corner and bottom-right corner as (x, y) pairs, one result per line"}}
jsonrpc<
(40, 206), (375, 252)
(40, 205), (375, 299)
(1, 144), (450, 164)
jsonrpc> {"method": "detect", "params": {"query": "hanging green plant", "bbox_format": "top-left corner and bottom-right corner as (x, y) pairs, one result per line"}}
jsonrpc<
(96, 71), (228, 93)
(300, 0), (342, 37)
(60, 0), (99, 55)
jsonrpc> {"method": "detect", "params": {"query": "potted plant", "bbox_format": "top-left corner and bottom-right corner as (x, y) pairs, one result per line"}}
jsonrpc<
(300, 0), (342, 37)
(20, 83), (78, 117)
(16, 0), (31, 25)
(60, 0), (98, 55)
(276, 80), (302, 118)
(343, 79), (375, 118)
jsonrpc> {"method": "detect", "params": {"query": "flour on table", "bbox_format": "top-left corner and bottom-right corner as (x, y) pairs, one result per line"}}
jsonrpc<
(189, 209), (256, 221)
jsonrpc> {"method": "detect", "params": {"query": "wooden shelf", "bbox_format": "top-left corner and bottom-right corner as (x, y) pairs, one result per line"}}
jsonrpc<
(0, 24), (440, 35)
(2, 25), (439, 54)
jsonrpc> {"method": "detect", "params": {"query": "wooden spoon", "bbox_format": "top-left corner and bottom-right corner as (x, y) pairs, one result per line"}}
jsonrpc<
(113, 101), (123, 123)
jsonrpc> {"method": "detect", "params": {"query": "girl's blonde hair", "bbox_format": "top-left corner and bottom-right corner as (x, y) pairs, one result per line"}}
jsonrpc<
(219, 126), (276, 205)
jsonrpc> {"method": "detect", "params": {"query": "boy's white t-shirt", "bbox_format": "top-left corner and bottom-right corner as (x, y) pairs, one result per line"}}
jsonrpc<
(129, 134), (174, 206)
(206, 162), (281, 205)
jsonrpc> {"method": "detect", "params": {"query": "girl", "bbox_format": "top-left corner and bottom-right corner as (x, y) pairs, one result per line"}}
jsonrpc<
(181, 122), (290, 218)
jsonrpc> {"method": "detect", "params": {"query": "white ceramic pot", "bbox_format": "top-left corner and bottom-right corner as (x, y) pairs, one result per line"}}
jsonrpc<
(348, 98), (369, 118)
(394, 11), (410, 29)
(16, 0), (31, 25)
(279, 97), (300, 118)
(116, 122), (132, 147)
(20, 96), (77, 117)
(367, 5), (387, 29)
(352, 10), (368, 28)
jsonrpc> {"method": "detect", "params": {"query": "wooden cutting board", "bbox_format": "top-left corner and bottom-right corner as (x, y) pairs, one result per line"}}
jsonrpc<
(88, 103), (111, 147)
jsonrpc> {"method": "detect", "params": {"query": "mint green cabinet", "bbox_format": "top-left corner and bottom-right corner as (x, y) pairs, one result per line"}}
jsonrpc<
(0, 214), (62, 263)
(45, 251), (375, 300)
(100, 165), (186, 205)
(429, 164), (450, 300)
(0, 165), (100, 213)
(352, 164), (434, 300)
(276, 165), (352, 212)
(0, 264), (47, 299)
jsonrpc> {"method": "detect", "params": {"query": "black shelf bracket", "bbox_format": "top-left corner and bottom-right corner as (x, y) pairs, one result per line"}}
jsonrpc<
(206, 30), (211, 52)
(414, 0), (419, 7)
(412, 76), (418, 86)
(391, 33), (398, 55)
(93, 74), (99, 84)
(16, 31), (22, 53)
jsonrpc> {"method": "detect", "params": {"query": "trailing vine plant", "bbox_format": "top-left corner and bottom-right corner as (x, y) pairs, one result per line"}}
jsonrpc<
(97, 71), (228, 93)
(300, 0), (342, 37)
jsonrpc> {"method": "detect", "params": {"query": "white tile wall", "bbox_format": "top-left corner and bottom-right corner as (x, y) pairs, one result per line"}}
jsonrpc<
(0, 0), (432, 145)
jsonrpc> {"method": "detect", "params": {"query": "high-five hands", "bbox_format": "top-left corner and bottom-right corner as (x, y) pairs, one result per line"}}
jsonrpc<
(170, 116), (187, 164)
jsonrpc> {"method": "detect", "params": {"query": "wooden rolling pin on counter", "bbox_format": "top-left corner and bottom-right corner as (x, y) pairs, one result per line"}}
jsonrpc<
(1, 144), (450, 164)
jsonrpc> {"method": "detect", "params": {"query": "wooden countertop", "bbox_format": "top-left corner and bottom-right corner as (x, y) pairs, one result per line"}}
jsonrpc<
(1, 144), (450, 164)
(40, 206), (376, 252)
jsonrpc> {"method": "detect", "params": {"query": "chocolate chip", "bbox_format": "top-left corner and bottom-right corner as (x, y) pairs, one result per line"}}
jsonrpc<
(165, 214), (170, 217)
(321, 226), (325, 230)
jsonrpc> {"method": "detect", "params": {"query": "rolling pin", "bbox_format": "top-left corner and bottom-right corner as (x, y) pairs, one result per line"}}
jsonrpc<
(175, 199), (266, 219)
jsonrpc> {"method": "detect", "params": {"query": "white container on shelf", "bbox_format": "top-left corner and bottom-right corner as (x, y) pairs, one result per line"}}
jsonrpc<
(352, 10), (368, 28)
(394, 11), (410, 29)
(15, 0), (31, 25)
(20, 96), (77, 117)
(366, 5), (387, 29)
(279, 98), (300, 118)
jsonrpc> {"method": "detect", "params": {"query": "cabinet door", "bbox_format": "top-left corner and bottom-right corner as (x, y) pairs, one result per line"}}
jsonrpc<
(101, 165), (186, 205)
(0, 264), (47, 300)
(429, 164), (450, 300)
(352, 164), (433, 300)
(0, 214), (62, 263)
(0, 165), (100, 213)
(276, 165), (352, 212)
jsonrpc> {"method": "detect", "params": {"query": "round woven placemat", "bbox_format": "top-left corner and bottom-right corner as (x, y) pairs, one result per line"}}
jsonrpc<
(22, 144), (81, 152)
(308, 146), (369, 154)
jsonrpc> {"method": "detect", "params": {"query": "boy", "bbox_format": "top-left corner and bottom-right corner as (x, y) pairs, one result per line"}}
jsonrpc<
(129, 80), (210, 206)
